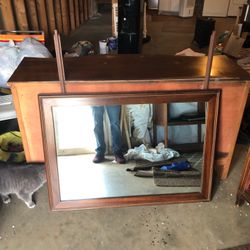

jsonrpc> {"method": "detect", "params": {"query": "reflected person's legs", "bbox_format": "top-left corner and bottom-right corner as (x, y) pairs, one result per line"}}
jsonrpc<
(92, 106), (106, 162)
(106, 105), (126, 164)
(106, 105), (122, 154)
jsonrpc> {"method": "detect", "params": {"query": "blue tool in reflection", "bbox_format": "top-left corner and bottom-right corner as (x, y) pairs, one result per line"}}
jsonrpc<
(160, 160), (191, 171)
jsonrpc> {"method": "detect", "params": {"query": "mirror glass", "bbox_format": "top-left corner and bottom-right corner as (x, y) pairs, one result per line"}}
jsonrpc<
(52, 101), (205, 201)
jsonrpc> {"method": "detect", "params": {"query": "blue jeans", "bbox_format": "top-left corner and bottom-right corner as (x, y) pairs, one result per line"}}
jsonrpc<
(92, 105), (122, 156)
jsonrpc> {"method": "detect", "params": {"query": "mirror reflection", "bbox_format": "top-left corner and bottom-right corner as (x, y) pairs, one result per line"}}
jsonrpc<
(52, 101), (206, 201)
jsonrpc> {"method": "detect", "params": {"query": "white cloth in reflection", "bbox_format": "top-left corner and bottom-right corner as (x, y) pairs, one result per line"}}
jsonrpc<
(125, 104), (153, 145)
(125, 143), (180, 162)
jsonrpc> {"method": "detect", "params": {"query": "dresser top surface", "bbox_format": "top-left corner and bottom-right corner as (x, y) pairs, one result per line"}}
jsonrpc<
(9, 54), (250, 83)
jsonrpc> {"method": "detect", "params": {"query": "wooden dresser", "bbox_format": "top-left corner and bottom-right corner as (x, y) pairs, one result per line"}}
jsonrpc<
(8, 54), (250, 180)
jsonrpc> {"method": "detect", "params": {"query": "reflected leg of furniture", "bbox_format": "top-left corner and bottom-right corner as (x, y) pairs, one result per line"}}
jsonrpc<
(236, 147), (250, 206)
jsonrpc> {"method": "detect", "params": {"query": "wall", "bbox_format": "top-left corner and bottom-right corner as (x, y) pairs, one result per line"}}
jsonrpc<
(0, 0), (95, 39)
(202, 0), (230, 17)
(158, 0), (180, 13)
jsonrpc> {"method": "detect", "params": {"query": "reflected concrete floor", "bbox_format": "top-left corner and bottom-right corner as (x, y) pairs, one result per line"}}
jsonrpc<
(57, 153), (201, 200)
(1, 11), (250, 250)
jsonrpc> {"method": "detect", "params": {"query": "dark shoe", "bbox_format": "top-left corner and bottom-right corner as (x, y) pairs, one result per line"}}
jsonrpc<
(114, 154), (126, 164)
(93, 154), (105, 163)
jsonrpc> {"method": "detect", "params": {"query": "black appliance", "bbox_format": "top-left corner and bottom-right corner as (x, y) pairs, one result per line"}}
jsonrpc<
(193, 17), (215, 48)
(240, 4), (250, 23)
(118, 0), (144, 54)
(240, 4), (250, 48)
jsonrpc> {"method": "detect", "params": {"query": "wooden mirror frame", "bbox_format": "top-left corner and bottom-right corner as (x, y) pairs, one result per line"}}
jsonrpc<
(39, 90), (220, 211)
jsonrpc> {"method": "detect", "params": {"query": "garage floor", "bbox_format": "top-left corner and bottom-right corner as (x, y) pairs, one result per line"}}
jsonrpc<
(0, 145), (249, 250)
(1, 10), (250, 250)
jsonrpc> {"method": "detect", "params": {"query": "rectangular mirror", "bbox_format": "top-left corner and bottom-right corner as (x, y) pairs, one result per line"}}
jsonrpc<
(39, 90), (219, 210)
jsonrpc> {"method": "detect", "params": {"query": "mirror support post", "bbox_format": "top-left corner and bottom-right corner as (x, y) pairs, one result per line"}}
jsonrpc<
(53, 30), (66, 94)
(203, 30), (216, 90)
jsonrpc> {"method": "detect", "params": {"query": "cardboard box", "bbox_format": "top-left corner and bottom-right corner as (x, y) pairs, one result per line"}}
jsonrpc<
(223, 33), (245, 58)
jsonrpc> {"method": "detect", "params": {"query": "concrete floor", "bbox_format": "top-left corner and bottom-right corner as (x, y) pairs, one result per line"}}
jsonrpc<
(1, 10), (250, 250)
(0, 145), (249, 250)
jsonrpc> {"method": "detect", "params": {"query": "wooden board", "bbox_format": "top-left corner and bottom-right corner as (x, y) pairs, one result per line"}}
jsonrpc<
(25, 0), (39, 30)
(54, 0), (63, 33)
(79, 0), (84, 23)
(0, 0), (89, 39)
(36, 0), (49, 36)
(0, 0), (16, 30)
(69, 0), (76, 30)
(74, 0), (80, 27)
(87, 0), (92, 17)
(46, 0), (56, 34)
(60, 0), (70, 35)
(15, 0), (29, 30)
(84, 0), (88, 20)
